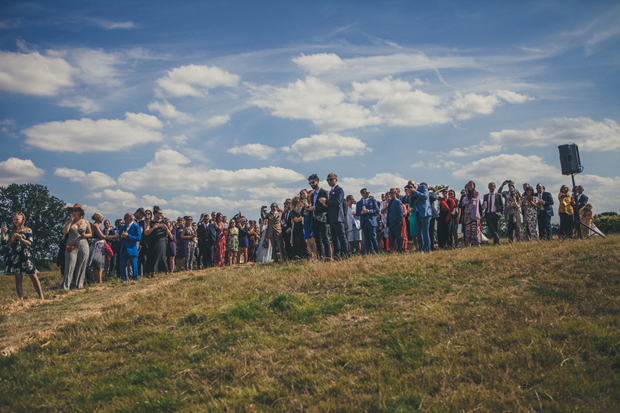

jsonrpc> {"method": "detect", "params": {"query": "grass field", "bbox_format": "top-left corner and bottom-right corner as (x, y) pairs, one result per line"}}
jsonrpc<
(1, 235), (619, 412)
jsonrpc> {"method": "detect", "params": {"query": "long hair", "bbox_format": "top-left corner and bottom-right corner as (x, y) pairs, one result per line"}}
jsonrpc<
(9, 211), (28, 238)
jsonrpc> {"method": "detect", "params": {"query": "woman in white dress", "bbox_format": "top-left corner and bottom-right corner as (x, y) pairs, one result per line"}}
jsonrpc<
(255, 220), (272, 263)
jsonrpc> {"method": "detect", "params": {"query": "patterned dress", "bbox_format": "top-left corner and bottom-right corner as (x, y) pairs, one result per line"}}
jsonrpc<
(184, 227), (196, 271)
(88, 224), (106, 270)
(507, 198), (527, 242)
(1, 229), (36, 275)
(62, 224), (90, 290)
(463, 192), (482, 245)
(247, 229), (258, 263)
(213, 224), (226, 267)
(227, 227), (239, 252)
(522, 197), (539, 241)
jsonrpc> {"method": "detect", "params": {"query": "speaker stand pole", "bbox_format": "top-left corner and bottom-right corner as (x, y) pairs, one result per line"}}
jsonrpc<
(560, 174), (607, 241)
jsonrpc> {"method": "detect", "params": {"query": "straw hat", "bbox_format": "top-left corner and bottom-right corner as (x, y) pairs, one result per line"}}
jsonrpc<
(67, 203), (85, 216)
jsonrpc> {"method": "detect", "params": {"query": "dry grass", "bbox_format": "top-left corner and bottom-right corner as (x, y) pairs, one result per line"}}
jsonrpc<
(0, 235), (619, 412)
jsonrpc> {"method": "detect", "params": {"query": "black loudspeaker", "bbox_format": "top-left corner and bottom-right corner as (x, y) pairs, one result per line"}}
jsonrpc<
(558, 144), (583, 175)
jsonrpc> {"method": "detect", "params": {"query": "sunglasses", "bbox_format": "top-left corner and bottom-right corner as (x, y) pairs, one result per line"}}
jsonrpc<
(327, 178), (336, 181)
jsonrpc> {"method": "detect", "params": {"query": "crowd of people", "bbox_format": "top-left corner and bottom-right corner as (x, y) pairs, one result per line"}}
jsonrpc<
(1, 172), (594, 299)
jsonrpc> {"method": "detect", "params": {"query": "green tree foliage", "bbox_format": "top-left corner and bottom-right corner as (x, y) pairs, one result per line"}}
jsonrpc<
(0, 183), (68, 264)
(593, 213), (620, 234)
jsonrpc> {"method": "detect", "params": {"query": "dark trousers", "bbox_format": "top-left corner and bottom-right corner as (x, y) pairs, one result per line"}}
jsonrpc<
(269, 233), (286, 262)
(388, 222), (403, 253)
(429, 218), (436, 250)
(538, 212), (552, 240)
(486, 213), (501, 244)
(283, 229), (293, 259)
(312, 221), (330, 259)
(437, 213), (449, 248)
(415, 215), (431, 252)
(137, 246), (148, 276)
(362, 223), (378, 254)
(201, 241), (214, 268)
(559, 213), (573, 237)
(330, 222), (349, 259)
(506, 214), (515, 242)
(120, 252), (138, 281)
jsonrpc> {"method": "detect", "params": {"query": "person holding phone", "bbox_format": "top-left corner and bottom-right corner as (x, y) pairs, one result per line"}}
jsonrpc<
(1, 212), (44, 300)
(61, 203), (91, 290)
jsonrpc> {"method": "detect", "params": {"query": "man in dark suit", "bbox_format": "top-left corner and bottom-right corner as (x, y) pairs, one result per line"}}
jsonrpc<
(573, 185), (588, 237)
(356, 188), (380, 254)
(387, 189), (404, 253)
(535, 183), (554, 240)
(198, 213), (221, 268)
(307, 173), (330, 259)
(120, 212), (142, 282)
(319, 173), (348, 259)
(483, 182), (504, 245)
(281, 199), (293, 259)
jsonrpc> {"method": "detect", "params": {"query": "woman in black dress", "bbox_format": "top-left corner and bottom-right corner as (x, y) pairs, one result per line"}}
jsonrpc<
(290, 197), (309, 259)
(144, 208), (172, 275)
(1, 212), (44, 300)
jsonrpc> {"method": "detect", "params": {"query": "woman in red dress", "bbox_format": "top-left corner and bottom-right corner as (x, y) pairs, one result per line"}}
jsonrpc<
(213, 213), (226, 267)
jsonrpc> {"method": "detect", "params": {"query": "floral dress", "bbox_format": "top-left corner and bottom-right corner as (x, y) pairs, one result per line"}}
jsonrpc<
(507, 197), (527, 242)
(214, 224), (226, 267)
(247, 229), (258, 262)
(227, 227), (239, 252)
(88, 224), (106, 270)
(2, 229), (36, 275)
(522, 197), (539, 241)
(184, 227), (196, 270)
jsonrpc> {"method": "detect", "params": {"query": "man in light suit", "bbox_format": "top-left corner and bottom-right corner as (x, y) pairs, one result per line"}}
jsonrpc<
(356, 188), (379, 254)
(120, 212), (142, 282)
(307, 173), (330, 259)
(387, 189), (404, 253)
(483, 182), (504, 245)
(261, 203), (286, 262)
(410, 182), (433, 253)
(320, 173), (349, 259)
(535, 183), (554, 240)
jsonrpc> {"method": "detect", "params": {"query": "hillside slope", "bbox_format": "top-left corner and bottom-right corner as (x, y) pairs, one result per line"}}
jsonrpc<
(1, 236), (619, 412)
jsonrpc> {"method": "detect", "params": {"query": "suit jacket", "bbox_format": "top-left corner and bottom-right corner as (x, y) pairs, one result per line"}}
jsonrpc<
(483, 192), (504, 217)
(356, 197), (380, 227)
(573, 193), (588, 217)
(311, 188), (329, 224)
(121, 222), (141, 257)
(198, 222), (220, 243)
(537, 191), (554, 216)
(387, 198), (404, 227)
(428, 191), (440, 218)
(261, 209), (283, 238)
(325, 184), (345, 224)
(410, 185), (433, 218)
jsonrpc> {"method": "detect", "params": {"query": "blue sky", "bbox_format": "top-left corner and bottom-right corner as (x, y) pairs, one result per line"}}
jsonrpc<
(1, 0), (619, 222)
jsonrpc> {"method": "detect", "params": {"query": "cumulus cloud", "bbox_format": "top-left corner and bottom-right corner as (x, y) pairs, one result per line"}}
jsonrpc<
(23, 112), (164, 153)
(292, 53), (346, 75)
(488, 117), (620, 151)
(204, 114), (230, 128)
(339, 173), (409, 193)
(117, 148), (304, 191)
(411, 160), (459, 169)
(169, 194), (267, 212)
(88, 188), (137, 201)
(0, 50), (77, 96)
(250, 76), (383, 131)
(148, 100), (194, 123)
(350, 76), (424, 101)
(0, 158), (45, 186)
(72, 48), (123, 87)
(245, 186), (301, 201)
(87, 191), (172, 219)
(54, 168), (116, 188)
(496, 90), (533, 104)
(228, 143), (276, 160)
(448, 92), (501, 121)
(57, 97), (101, 113)
(156, 64), (240, 97)
(373, 88), (450, 126)
(446, 143), (504, 157)
(283, 133), (371, 161)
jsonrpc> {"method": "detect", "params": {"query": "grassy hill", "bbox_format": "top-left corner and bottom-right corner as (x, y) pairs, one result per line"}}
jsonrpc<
(1, 236), (619, 412)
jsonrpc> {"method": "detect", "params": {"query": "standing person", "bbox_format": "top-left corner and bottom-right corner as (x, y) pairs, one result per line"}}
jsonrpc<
(482, 182), (504, 245)
(422, 184), (439, 251)
(237, 217), (249, 264)
(247, 220), (258, 263)
(145, 208), (171, 275)
(300, 189), (317, 260)
(195, 213), (208, 269)
(346, 195), (362, 255)
(134, 209), (150, 277)
(226, 218), (239, 266)
(166, 219), (178, 273)
(507, 189), (527, 242)
(201, 214), (221, 268)
(281, 199), (293, 260)
(386, 190), (404, 253)
(558, 185), (574, 237)
(260, 203), (286, 263)
(307, 174), (330, 259)
(536, 183), (554, 240)
(289, 197), (309, 259)
(522, 186), (540, 241)
(61, 204), (91, 290)
(573, 185), (589, 238)
(410, 182), (433, 253)
(181, 216), (196, 271)
(380, 193), (390, 251)
(461, 181), (482, 247)
(88, 212), (118, 284)
(256, 218), (272, 263)
(319, 173), (348, 259)
(356, 188), (379, 254)
(1, 212), (44, 300)
(119, 213), (142, 282)
(447, 189), (459, 248)
(436, 189), (454, 249)
(107, 219), (122, 278)
(213, 213), (226, 267)
(499, 180), (518, 242)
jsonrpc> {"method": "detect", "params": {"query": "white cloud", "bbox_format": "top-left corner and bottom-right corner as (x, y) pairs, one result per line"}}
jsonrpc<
(228, 143), (276, 160)
(0, 158), (45, 186)
(170, 195), (267, 212)
(488, 117), (620, 151)
(148, 100), (193, 123)
(446, 143), (504, 157)
(350, 76), (424, 101)
(250, 76), (383, 131)
(156, 64), (240, 97)
(245, 186), (301, 201)
(117, 148), (305, 191)
(284, 133), (371, 161)
(173, 135), (188, 144)
(142, 194), (168, 206)
(54, 167), (116, 188)
(292, 53), (346, 75)
(496, 90), (533, 104)
(23, 112), (164, 153)
(57, 97), (101, 113)
(91, 19), (136, 29)
(411, 161), (460, 169)
(339, 173), (409, 194)
(0, 50), (77, 96)
(373, 88), (450, 126)
(72, 48), (123, 87)
(88, 188), (137, 201)
(204, 114), (230, 128)
(448, 92), (501, 121)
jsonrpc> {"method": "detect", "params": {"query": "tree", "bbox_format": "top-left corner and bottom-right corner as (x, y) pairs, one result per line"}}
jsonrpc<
(0, 183), (68, 264)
